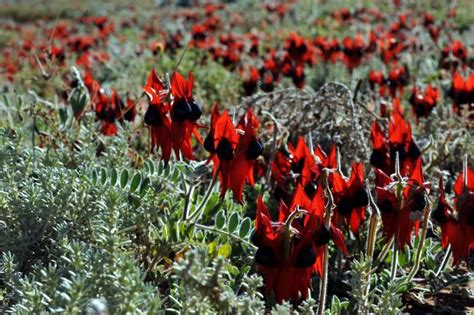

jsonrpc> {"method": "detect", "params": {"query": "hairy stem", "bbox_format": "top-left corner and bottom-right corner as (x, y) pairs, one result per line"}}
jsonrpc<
(317, 247), (329, 315)
(188, 164), (220, 221)
(406, 202), (431, 283)
(390, 239), (398, 280)
(435, 245), (452, 277)
(182, 178), (195, 221)
(361, 186), (380, 314)
(317, 174), (335, 315)
(191, 222), (256, 249)
(374, 236), (394, 266)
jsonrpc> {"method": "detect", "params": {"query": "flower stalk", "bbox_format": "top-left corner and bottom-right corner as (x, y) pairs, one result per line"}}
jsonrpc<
(317, 173), (335, 315)
(360, 183), (380, 314)
(406, 196), (431, 283)
(187, 164), (221, 221)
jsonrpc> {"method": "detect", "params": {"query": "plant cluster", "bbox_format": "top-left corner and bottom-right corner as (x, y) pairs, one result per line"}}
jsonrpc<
(0, 0), (473, 313)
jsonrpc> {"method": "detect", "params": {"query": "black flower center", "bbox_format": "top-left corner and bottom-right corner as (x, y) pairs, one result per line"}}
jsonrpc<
(255, 246), (277, 267)
(314, 225), (331, 246)
(247, 139), (263, 160)
(295, 245), (316, 268)
(216, 139), (234, 160)
(204, 130), (216, 153)
(144, 105), (163, 126)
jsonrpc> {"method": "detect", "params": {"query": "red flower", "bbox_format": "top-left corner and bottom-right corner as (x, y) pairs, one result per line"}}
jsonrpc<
(440, 40), (468, 70)
(448, 72), (474, 115)
(380, 35), (405, 64)
(376, 158), (428, 248)
(284, 33), (315, 66)
(170, 71), (203, 160)
(288, 137), (318, 187)
(314, 37), (341, 63)
(206, 109), (263, 202)
(387, 64), (409, 97)
(332, 7), (352, 23)
(370, 112), (421, 174)
(229, 110), (263, 202)
(310, 186), (347, 276)
(253, 184), (345, 302)
(242, 66), (260, 96)
(428, 25), (440, 43)
(342, 34), (367, 68)
(433, 167), (474, 264)
(271, 137), (337, 202)
(95, 90), (118, 136)
(409, 84), (440, 121)
(143, 69), (172, 162)
(49, 46), (66, 65)
(423, 12), (435, 27)
(331, 162), (368, 235)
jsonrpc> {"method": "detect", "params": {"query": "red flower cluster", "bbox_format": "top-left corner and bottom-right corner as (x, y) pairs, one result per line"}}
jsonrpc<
(370, 112), (421, 175)
(270, 137), (369, 237)
(448, 72), (474, 115)
(440, 40), (468, 70)
(409, 84), (440, 121)
(143, 69), (203, 162)
(254, 185), (346, 302)
(314, 37), (341, 63)
(342, 34), (369, 69)
(271, 137), (337, 202)
(368, 64), (409, 98)
(433, 167), (474, 264)
(84, 72), (135, 136)
(375, 158), (429, 248)
(203, 105), (263, 202)
(331, 163), (368, 236)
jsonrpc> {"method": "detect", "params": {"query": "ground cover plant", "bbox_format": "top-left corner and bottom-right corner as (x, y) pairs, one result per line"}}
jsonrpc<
(0, 0), (473, 313)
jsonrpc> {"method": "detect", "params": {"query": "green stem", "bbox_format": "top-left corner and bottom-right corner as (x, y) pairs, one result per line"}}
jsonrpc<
(374, 236), (393, 267)
(181, 179), (195, 221)
(317, 246), (329, 315)
(187, 165), (220, 221)
(435, 245), (451, 277)
(318, 174), (335, 315)
(406, 204), (431, 283)
(390, 239), (398, 280)
(191, 222), (256, 249)
(362, 187), (379, 315)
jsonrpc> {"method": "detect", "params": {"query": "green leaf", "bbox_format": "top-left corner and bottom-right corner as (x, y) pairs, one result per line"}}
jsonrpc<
(215, 210), (226, 229)
(171, 167), (180, 182)
(139, 177), (151, 196)
(225, 264), (239, 276)
(158, 160), (164, 175)
(130, 172), (141, 193)
(109, 168), (118, 186)
(227, 212), (239, 233)
(218, 244), (232, 258)
(146, 159), (155, 175)
(239, 217), (251, 238)
(208, 242), (217, 255)
(120, 169), (129, 188)
(91, 170), (98, 185)
(100, 168), (107, 185)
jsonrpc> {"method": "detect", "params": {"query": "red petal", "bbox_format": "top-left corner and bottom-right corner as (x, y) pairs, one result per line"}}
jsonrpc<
(330, 225), (348, 253)
(230, 155), (252, 203)
(409, 158), (424, 185)
(310, 185), (325, 217)
(214, 111), (239, 148)
(171, 71), (187, 99)
(370, 121), (385, 149)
